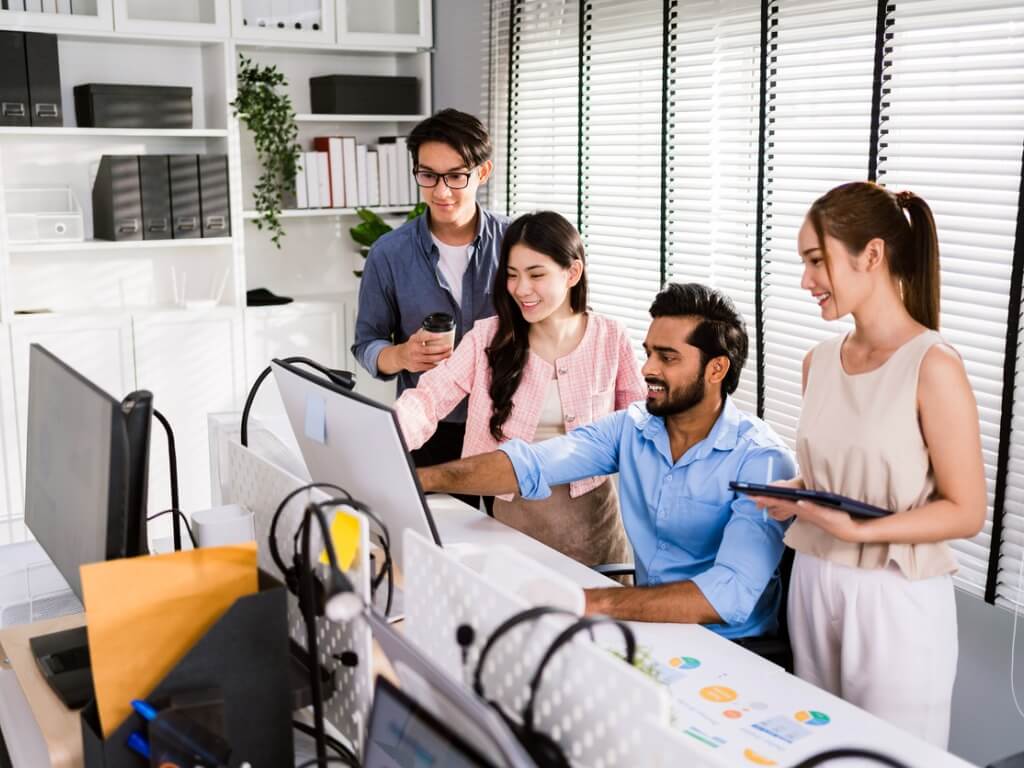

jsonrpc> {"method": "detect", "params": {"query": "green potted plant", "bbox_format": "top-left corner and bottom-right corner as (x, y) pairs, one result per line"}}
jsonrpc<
(350, 204), (427, 277)
(230, 54), (301, 248)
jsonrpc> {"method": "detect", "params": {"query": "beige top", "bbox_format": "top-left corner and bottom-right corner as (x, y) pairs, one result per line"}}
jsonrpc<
(532, 378), (566, 442)
(784, 330), (958, 579)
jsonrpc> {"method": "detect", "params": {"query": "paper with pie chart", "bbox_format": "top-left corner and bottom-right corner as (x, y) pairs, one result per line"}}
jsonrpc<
(630, 631), (842, 766)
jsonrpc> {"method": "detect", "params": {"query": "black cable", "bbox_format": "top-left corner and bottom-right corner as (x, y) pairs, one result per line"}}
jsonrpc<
(151, 409), (181, 550)
(240, 357), (355, 447)
(295, 758), (355, 768)
(291, 720), (359, 767)
(146, 509), (197, 549)
(793, 748), (910, 768)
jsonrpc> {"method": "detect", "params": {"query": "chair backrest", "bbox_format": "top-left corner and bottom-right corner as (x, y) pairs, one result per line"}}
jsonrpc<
(776, 546), (797, 640)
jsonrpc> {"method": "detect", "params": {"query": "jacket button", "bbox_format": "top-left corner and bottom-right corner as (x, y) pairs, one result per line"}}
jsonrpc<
(565, 414), (576, 423)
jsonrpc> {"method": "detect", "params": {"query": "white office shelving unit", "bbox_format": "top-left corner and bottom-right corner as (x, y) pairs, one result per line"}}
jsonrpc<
(0, 0), (430, 546)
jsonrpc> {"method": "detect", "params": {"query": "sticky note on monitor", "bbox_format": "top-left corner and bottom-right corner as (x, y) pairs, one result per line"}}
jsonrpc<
(319, 509), (360, 571)
(304, 393), (326, 444)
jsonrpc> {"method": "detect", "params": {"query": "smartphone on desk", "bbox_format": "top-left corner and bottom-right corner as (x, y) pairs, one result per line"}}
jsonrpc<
(729, 481), (892, 519)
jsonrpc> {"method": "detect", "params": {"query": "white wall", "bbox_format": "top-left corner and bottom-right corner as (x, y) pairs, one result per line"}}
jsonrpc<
(432, 0), (486, 116)
(952, 591), (1024, 765)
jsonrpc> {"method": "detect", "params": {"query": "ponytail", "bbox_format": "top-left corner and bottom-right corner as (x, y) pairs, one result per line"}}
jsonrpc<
(895, 193), (940, 330)
(809, 181), (941, 330)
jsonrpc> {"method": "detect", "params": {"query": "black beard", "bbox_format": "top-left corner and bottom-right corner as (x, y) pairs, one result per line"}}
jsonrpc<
(646, 374), (706, 417)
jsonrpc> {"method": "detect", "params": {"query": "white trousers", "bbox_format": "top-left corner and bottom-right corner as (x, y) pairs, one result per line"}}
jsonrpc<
(788, 552), (958, 748)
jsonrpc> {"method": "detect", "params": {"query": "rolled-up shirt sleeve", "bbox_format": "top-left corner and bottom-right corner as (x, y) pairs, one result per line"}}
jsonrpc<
(498, 412), (625, 500)
(352, 245), (399, 381)
(690, 446), (797, 626)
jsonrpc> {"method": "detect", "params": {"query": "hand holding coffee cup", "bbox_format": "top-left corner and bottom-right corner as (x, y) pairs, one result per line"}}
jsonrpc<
(401, 313), (456, 372)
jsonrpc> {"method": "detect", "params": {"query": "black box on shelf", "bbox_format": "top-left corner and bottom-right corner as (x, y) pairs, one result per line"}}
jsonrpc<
(92, 155), (143, 241)
(73, 84), (193, 129)
(138, 155), (172, 241)
(310, 75), (419, 116)
(169, 154), (201, 239)
(0, 31), (30, 127)
(198, 154), (230, 238)
(24, 32), (62, 127)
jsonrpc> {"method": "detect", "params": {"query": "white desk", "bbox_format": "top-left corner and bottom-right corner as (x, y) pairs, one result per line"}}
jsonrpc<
(428, 493), (976, 768)
(0, 493), (977, 768)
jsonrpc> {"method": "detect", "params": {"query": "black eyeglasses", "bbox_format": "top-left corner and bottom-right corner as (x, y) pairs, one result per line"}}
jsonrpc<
(413, 168), (477, 190)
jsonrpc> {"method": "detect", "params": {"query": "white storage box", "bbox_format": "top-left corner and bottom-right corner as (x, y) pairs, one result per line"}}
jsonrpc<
(5, 187), (85, 243)
(0, 541), (81, 628)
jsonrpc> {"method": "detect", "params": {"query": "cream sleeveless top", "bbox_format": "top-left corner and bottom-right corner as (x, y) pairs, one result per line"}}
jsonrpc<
(532, 378), (566, 442)
(784, 330), (958, 579)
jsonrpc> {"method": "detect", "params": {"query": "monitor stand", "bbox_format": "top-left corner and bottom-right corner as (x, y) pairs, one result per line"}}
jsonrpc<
(28, 625), (93, 710)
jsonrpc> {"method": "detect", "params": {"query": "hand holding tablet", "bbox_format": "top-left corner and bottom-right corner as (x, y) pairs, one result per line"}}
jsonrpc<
(729, 480), (892, 519)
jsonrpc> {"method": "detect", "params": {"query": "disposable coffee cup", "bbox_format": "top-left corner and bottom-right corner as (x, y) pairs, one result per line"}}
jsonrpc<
(421, 312), (456, 350)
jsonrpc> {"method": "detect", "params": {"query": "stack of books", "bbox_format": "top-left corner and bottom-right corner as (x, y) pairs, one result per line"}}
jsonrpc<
(293, 135), (418, 210)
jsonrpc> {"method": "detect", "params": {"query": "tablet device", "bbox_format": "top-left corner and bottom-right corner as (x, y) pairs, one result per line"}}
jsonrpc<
(729, 481), (892, 519)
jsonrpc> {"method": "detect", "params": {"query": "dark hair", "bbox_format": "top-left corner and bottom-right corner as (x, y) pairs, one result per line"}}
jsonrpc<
(487, 212), (588, 441)
(807, 181), (940, 330)
(406, 108), (493, 170)
(648, 283), (748, 398)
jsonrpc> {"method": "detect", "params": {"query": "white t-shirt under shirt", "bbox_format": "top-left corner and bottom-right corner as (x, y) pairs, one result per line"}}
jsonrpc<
(431, 234), (471, 308)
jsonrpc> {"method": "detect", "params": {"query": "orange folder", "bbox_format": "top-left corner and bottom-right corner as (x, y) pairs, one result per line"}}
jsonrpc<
(80, 543), (258, 737)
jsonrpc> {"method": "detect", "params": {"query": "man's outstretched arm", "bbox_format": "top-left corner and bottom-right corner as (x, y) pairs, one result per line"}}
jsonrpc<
(584, 582), (723, 625)
(418, 450), (521, 496)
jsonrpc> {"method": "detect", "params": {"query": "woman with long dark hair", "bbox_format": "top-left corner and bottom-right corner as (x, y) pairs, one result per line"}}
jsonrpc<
(751, 182), (986, 746)
(394, 210), (644, 565)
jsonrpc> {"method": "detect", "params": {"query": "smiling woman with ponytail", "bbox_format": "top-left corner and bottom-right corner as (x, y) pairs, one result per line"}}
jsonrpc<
(751, 181), (986, 747)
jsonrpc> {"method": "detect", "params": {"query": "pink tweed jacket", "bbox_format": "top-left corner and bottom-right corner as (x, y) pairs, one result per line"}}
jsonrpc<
(395, 313), (645, 499)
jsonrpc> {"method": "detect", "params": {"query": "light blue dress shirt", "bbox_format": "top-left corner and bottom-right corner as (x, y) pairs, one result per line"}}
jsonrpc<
(499, 397), (797, 639)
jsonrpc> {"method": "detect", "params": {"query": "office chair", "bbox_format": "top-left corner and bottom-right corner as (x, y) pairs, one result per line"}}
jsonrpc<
(591, 546), (796, 673)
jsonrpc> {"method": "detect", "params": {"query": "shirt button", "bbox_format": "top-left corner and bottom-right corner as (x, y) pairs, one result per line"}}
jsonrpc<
(565, 414), (575, 423)
(658, 542), (667, 551)
(663, 475), (671, 484)
(558, 366), (568, 375)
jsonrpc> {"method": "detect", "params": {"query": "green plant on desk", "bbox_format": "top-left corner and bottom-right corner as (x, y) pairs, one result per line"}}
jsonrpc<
(350, 203), (428, 277)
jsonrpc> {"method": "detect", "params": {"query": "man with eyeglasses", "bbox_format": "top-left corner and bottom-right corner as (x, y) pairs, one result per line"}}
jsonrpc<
(352, 109), (510, 503)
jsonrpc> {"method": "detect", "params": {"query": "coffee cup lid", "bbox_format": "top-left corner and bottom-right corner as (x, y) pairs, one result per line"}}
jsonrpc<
(422, 312), (455, 332)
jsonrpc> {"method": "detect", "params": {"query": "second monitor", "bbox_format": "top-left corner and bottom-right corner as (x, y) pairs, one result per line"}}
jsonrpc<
(271, 358), (442, 569)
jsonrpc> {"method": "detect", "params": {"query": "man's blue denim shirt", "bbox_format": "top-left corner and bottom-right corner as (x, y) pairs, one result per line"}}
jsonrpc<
(500, 398), (797, 639)
(352, 205), (511, 423)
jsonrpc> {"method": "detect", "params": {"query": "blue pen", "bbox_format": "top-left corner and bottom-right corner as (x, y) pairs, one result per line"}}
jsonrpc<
(126, 731), (150, 759)
(132, 698), (159, 722)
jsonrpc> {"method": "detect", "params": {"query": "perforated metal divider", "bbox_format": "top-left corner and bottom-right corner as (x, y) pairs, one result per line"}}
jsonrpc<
(403, 530), (673, 768)
(223, 439), (373, 756)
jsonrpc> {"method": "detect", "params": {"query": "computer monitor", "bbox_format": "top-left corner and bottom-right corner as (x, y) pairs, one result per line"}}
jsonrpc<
(271, 358), (441, 569)
(364, 677), (496, 768)
(24, 344), (153, 709)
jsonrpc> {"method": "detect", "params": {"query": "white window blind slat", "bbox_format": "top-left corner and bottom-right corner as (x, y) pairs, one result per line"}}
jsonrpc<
(666, 0), (762, 415)
(582, 0), (664, 353)
(878, 0), (1024, 596)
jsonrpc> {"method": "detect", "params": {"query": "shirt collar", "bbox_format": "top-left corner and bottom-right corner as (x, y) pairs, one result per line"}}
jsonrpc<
(416, 203), (487, 256)
(634, 395), (742, 463)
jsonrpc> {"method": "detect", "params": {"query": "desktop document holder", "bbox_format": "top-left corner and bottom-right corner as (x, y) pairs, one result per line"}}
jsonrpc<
(80, 570), (294, 768)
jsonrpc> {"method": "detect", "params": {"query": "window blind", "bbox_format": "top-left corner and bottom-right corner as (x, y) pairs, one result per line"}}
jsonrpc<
(760, 0), (877, 446)
(666, 0), (762, 414)
(877, 0), (1024, 600)
(581, 0), (664, 347)
(508, 0), (581, 222)
(482, 0), (513, 215)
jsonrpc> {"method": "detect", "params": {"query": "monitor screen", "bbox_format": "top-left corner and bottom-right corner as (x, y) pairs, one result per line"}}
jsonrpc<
(271, 358), (440, 570)
(364, 677), (496, 768)
(24, 345), (131, 599)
